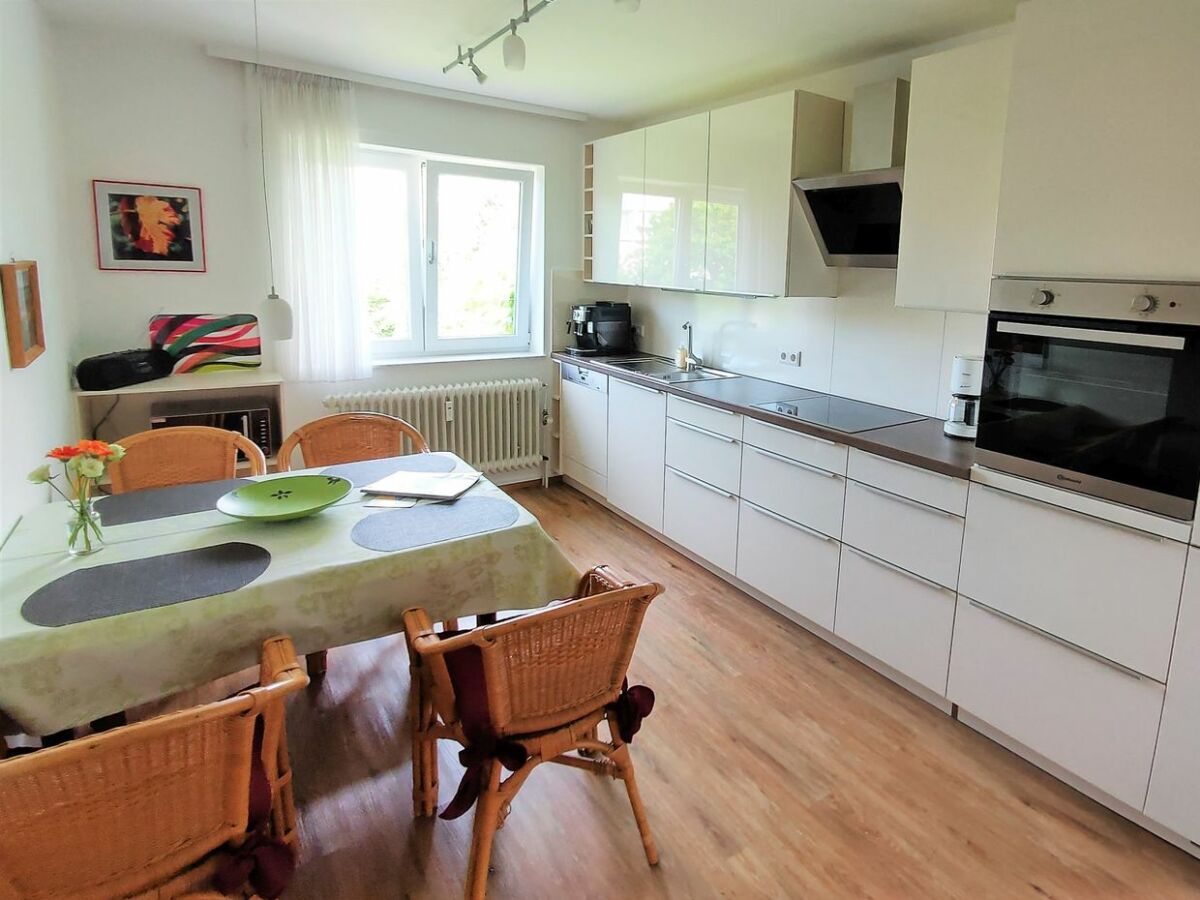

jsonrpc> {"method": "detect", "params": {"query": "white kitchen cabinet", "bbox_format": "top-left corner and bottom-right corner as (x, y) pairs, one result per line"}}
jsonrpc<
(737, 499), (840, 630)
(740, 443), (845, 539)
(847, 448), (967, 515)
(949, 597), (1166, 811)
(606, 379), (667, 531)
(591, 128), (646, 286)
(1145, 548), (1200, 841)
(742, 418), (847, 476)
(991, 0), (1200, 280)
(895, 34), (1012, 312)
(642, 113), (709, 291)
(663, 466), (739, 573)
(835, 545), (956, 695)
(959, 484), (1186, 681)
(559, 367), (608, 496)
(841, 480), (964, 589)
(666, 395), (742, 440)
(665, 418), (741, 495)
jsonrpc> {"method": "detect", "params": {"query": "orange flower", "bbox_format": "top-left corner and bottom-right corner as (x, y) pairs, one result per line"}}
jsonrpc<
(48, 445), (82, 460)
(76, 439), (111, 456)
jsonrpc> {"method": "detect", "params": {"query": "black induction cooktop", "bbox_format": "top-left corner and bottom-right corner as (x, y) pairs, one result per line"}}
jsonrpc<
(753, 396), (926, 434)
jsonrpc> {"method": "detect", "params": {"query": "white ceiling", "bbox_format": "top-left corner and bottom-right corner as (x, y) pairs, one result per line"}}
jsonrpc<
(40, 0), (1020, 120)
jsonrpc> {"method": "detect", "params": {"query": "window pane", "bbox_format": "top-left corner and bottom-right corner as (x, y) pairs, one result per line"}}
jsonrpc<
(436, 174), (521, 339)
(356, 163), (413, 341)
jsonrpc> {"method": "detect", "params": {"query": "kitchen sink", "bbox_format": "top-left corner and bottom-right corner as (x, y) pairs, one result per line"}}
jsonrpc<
(604, 357), (737, 382)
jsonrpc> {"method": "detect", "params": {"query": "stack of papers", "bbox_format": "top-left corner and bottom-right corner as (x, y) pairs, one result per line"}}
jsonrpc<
(361, 470), (482, 501)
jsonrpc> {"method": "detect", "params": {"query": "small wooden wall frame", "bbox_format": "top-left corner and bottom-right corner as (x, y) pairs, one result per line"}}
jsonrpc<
(1, 260), (46, 368)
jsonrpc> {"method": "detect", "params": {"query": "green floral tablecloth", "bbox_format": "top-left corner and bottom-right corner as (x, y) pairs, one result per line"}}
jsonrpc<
(0, 454), (579, 735)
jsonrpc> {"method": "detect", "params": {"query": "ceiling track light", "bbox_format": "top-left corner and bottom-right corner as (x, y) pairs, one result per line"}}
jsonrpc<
(443, 0), (639, 80)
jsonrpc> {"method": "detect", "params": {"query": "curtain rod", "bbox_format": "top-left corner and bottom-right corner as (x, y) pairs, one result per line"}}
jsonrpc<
(205, 43), (590, 122)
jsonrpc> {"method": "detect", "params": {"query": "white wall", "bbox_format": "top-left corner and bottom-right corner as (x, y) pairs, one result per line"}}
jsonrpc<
(49, 23), (609, 450)
(0, 2), (76, 534)
(618, 28), (1007, 417)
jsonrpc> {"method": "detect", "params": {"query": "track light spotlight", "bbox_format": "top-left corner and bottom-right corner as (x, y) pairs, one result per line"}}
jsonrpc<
(502, 21), (526, 71)
(467, 49), (487, 84)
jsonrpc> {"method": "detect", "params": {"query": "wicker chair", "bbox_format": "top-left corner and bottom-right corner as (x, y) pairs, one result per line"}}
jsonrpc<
(403, 565), (663, 900)
(0, 636), (308, 900)
(108, 425), (267, 494)
(275, 412), (429, 472)
(277, 411), (431, 676)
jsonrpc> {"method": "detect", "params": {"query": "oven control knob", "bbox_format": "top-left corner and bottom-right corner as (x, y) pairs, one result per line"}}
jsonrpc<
(1032, 289), (1055, 306)
(1131, 294), (1158, 314)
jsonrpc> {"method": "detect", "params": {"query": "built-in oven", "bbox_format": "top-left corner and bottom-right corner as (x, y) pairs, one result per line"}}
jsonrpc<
(976, 277), (1200, 521)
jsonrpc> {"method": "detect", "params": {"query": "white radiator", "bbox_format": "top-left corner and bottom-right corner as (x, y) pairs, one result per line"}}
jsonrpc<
(323, 378), (546, 475)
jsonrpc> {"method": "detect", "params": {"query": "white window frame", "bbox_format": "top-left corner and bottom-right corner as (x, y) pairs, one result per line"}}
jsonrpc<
(424, 160), (534, 356)
(357, 146), (536, 361)
(357, 147), (424, 359)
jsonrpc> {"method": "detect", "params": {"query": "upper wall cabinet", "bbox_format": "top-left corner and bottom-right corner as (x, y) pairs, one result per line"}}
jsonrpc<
(592, 128), (646, 286)
(589, 90), (843, 298)
(895, 35), (1013, 312)
(642, 113), (709, 291)
(991, 0), (1200, 280)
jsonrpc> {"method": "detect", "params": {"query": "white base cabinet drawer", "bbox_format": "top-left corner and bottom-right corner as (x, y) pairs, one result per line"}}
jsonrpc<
(664, 466), (739, 573)
(835, 546), (955, 695)
(847, 448), (967, 515)
(742, 418), (847, 475)
(842, 480), (964, 589)
(665, 418), (742, 494)
(667, 394), (743, 440)
(948, 597), (1165, 810)
(1144, 547), (1200, 843)
(959, 484), (1186, 681)
(736, 499), (839, 630)
(740, 444), (845, 538)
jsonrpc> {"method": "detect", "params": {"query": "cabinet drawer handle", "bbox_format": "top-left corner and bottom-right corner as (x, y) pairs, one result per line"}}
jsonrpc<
(758, 419), (836, 447)
(967, 599), (1145, 681)
(672, 420), (736, 444)
(669, 467), (735, 500)
(621, 381), (663, 395)
(745, 500), (834, 543)
(857, 481), (959, 520)
(750, 446), (840, 479)
(844, 546), (953, 595)
(993, 486), (1167, 544)
(676, 396), (737, 416)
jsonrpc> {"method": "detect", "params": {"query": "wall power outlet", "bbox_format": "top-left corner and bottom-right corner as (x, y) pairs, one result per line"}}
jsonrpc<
(777, 349), (802, 367)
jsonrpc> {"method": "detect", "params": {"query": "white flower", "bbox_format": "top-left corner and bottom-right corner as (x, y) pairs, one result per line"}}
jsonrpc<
(27, 464), (52, 484)
(76, 457), (104, 479)
(107, 443), (126, 461)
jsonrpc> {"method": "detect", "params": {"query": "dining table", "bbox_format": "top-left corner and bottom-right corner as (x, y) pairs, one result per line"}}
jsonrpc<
(0, 452), (580, 736)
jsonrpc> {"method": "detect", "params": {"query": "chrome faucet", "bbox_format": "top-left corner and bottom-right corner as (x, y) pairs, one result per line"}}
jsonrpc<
(682, 321), (703, 371)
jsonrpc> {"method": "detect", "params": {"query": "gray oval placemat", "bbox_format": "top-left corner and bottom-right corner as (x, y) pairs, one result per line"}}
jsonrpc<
(94, 478), (251, 526)
(351, 496), (519, 553)
(22, 542), (271, 627)
(321, 453), (456, 487)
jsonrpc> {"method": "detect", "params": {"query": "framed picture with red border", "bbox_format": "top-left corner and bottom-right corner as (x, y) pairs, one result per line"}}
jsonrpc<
(92, 179), (207, 272)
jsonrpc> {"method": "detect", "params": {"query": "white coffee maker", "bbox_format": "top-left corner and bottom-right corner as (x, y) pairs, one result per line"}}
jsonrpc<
(944, 355), (983, 439)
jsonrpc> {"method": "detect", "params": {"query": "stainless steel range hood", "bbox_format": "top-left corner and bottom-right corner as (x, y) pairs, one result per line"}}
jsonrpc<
(794, 79), (909, 268)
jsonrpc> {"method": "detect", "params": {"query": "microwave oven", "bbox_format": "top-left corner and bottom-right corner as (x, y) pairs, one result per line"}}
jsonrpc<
(149, 395), (280, 460)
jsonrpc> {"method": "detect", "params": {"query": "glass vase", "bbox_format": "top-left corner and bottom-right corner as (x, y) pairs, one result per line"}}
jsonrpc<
(67, 499), (104, 557)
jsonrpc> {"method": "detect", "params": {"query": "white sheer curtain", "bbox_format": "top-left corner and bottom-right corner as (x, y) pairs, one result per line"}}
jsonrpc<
(260, 68), (370, 382)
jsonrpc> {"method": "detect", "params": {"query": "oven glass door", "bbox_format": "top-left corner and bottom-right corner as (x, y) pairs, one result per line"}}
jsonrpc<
(977, 313), (1200, 518)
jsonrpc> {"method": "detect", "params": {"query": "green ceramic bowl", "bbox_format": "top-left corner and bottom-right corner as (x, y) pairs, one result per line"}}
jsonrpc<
(217, 475), (352, 522)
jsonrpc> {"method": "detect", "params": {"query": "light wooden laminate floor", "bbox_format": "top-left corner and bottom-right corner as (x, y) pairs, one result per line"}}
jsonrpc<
(165, 482), (1200, 898)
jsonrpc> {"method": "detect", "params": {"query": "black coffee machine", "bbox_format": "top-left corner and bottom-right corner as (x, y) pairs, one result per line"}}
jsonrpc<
(565, 302), (633, 356)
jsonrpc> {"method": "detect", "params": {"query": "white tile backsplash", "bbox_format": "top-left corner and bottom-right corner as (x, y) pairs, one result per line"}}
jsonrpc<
(600, 267), (987, 419)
